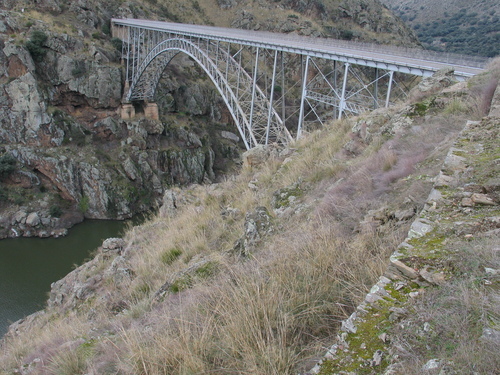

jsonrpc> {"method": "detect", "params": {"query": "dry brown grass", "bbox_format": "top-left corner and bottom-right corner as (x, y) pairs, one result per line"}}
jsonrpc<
(0, 310), (93, 375)
(106, 215), (398, 375)
(467, 57), (500, 118)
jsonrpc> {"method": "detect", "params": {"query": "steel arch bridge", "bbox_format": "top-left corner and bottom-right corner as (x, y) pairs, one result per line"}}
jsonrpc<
(111, 19), (488, 150)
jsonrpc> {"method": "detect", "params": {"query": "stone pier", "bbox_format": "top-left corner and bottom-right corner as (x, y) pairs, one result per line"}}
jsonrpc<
(144, 102), (159, 121)
(120, 103), (135, 120)
(120, 102), (159, 121)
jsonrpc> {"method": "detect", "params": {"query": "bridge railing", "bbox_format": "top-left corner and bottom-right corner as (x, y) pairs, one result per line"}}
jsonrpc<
(113, 20), (491, 71)
(236, 30), (491, 69)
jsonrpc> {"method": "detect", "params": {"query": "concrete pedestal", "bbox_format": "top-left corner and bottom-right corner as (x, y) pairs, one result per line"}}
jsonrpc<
(144, 102), (159, 121)
(120, 103), (135, 120)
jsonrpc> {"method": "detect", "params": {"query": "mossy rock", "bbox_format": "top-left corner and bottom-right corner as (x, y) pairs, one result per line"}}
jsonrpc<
(272, 182), (304, 209)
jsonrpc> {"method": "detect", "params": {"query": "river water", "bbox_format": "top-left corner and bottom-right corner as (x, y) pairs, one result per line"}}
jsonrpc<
(0, 219), (131, 337)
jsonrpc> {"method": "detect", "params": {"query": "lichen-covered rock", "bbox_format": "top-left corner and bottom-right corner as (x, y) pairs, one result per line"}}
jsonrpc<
(53, 55), (122, 108)
(233, 206), (273, 256)
(272, 182), (304, 216)
(410, 67), (457, 98)
(2, 73), (57, 145)
(242, 144), (280, 168)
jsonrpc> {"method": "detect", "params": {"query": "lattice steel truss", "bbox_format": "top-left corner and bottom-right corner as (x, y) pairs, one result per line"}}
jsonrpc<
(112, 19), (487, 149)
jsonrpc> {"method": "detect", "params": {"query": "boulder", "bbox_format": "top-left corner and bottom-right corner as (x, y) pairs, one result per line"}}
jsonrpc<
(25, 212), (40, 227)
(233, 206), (273, 256)
(242, 145), (279, 168)
(410, 67), (457, 98)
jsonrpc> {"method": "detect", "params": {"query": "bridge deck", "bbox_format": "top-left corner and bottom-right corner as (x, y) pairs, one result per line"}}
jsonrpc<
(112, 18), (488, 79)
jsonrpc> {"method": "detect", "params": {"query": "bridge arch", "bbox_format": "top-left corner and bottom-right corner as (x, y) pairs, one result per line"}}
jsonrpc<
(125, 37), (291, 149)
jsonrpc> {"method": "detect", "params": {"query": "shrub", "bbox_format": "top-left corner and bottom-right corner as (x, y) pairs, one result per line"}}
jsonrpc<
(49, 205), (63, 218)
(111, 37), (122, 52)
(25, 30), (48, 62)
(340, 29), (354, 40)
(0, 153), (16, 179)
(78, 195), (90, 214)
(0, 186), (8, 201)
(443, 98), (469, 115)
(101, 21), (111, 36)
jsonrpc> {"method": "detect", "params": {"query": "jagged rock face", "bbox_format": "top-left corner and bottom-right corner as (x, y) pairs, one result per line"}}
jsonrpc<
(0, 42), (59, 146)
(49, 54), (122, 109)
(0, 18), (228, 237)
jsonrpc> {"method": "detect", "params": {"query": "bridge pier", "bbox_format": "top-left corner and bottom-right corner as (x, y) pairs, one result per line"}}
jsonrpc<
(144, 102), (160, 121)
(120, 102), (159, 121)
(120, 103), (135, 120)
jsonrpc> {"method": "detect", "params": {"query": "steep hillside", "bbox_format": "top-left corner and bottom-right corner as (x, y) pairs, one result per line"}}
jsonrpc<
(381, 0), (500, 57)
(1, 58), (498, 374)
(0, 0), (419, 239)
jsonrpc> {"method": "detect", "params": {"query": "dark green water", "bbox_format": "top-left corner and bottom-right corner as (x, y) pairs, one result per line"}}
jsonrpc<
(0, 220), (131, 337)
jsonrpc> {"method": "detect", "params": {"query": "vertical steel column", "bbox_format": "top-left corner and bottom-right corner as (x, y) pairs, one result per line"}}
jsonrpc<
(297, 55), (310, 139)
(225, 43), (230, 81)
(236, 45), (242, 99)
(266, 50), (279, 145)
(249, 47), (260, 141)
(123, 26), (131, 85)
(215, 40), (220, 66)
(281, 51), (286, 129)
(333, 60), (338, 119)
(374, 68), (379, 109)
(385, 71), (394, 108)
(131, 28), (137, 89)
(338, 62), (349, 120)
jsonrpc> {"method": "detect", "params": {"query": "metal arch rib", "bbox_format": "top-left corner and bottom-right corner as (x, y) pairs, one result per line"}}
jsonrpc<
(129, 38), (258, 149)
(126, 36), (292, 149)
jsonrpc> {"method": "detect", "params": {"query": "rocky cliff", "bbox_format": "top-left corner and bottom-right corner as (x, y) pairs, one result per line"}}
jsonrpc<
(0, 0), (418, 239)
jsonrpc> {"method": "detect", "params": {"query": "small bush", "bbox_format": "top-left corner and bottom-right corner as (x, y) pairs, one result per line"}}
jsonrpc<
(0, 153), (16, 179)
(194, 261), (218, 278)
(101, 22), (111, 36)
(340, 29), (354, 40)
(0, 186), (8, 201)
(111, 37), (122, 52)
(443, 98), (469, 115)
(78, 195), (90, 214)
(25, 30), (48, 62)
(169, 275), (192, 293)
(49, 205), (62, 218)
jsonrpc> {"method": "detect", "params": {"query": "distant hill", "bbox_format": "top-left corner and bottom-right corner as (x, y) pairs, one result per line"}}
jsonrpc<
(381, 0), (500, 57)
